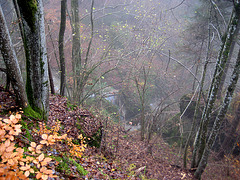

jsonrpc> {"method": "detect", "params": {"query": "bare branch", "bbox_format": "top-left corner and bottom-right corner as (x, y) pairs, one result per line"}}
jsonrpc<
(210, 0), (227, 29)
(167, 0), (185, 11)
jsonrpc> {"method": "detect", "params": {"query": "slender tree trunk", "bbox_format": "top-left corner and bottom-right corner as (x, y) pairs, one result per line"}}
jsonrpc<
(48, 59), (55, 94)
(217, 15), (240, 99)
(190, 11), (212, 168)
(192, 40), (204, 93)
(71, 0), (81, 102)
(0, 4), (28, 108)
(16, 0), (49, 119)
(135, 67), (148, 141)
(194, 47), (240, 179)
(70, 0), (96, 105)
(59, 0), (67, 96)
(140, 100), (145, 141)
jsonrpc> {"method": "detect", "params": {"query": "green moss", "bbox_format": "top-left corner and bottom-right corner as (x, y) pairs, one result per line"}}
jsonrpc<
(52, 156), (88, 176)
(17, 0), (37, 32)
(221, 32), (227, 43)
(67, 101), (77, 110)
(23, 103), (47, 121)
(51, 156), (71, 175)
(20, 119), (33, 141)
(68, 158), (88, 176)
(43, 81), (48, 85)
(23, 106), (41, 120)
(40, 58), (45, 76)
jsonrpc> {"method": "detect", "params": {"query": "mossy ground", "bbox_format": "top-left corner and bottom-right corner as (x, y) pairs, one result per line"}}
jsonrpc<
(52, 156), (88, 176)
(23, 106), (41, 120)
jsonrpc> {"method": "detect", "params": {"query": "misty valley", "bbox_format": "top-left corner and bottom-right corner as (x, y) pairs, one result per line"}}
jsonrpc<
(0, 0), (240, 179)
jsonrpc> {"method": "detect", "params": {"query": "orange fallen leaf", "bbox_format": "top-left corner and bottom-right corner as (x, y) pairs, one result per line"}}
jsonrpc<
(44, 169), (53, 175)
(38, 153), (44, 161)
(42, 174), (48, 180)
(42, 134), (48, 140)
(31, 142), (37, 148)
(4, 139), (11, 147)
(40, 140), (47, 145)
(24, 171), (30, 177)
(36, 172), (42, 179)
(6, 145), (15, 152)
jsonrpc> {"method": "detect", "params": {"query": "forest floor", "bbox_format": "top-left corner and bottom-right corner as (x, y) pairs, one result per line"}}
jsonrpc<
(0, 86), (239, 180)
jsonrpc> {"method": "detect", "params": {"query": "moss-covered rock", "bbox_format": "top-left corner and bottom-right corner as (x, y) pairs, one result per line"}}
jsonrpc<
(162, 113), (182, 146)
(162, 93), (205, 146)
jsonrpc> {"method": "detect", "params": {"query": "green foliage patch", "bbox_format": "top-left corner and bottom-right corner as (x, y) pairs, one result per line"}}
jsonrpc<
(52, 156), (88, 176)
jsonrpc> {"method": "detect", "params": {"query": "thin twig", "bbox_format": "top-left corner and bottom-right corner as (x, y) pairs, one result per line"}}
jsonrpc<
(167, 0), (185, 11)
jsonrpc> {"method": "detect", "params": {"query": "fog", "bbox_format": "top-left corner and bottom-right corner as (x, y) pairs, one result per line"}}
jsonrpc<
(0, 0), (235, 122)
(1, 0), (240, 178)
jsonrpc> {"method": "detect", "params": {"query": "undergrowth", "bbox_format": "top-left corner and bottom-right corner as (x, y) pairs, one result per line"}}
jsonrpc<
(0, 113), (87, 179)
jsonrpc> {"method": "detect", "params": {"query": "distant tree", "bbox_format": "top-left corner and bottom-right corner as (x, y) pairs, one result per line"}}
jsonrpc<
(70, 0), (115, 105)
(71, 0), (82, 101)
(135, 67), (148, 141)
(59, 0), (67, 96)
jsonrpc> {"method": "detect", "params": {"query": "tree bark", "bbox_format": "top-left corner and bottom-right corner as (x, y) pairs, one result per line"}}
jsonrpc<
(217, 16), (240, 99)
(16, 0), (49, 119)
(71, 0), (82, 101)
(59, 0), (67, 96)
(0, 4), (28, 108)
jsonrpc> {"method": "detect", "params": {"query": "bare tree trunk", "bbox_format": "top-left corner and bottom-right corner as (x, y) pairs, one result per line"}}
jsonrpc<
(48, 59), (55, 94)
(0, 4), (28, 108)
(59, 0), (67, 96)
(71, 0), (81, 101)
(16, 0), (49, 119)
(194, 47), (240, 179)
(70, 0), (96, 104)
(190, 10), (212, 168)
(135, 67), (148, 141)
(217, 15), (240, 99)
